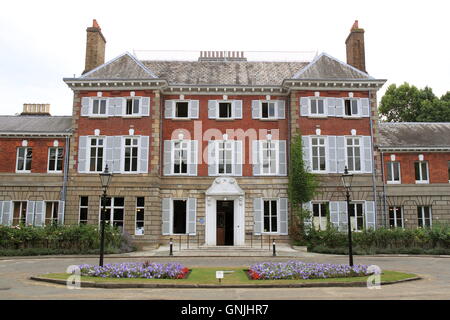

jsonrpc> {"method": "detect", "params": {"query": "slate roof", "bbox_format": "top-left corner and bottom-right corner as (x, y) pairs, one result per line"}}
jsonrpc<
(292, 53), (373, 80)
(378, 122), (450, 149)
(0, 116), (72, 135)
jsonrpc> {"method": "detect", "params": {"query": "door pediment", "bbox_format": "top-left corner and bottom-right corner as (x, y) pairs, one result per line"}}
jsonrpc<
(206, 177), (244, 196)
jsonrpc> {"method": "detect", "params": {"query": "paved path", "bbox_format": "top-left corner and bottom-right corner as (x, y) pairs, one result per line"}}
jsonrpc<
(0, 255), (449, 299)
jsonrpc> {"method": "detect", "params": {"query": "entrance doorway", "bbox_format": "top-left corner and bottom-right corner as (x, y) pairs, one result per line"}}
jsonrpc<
(216, 200), (234, 245)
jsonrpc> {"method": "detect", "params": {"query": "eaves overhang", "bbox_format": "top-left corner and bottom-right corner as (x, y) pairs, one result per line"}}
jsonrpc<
(282, 78), (387, 91)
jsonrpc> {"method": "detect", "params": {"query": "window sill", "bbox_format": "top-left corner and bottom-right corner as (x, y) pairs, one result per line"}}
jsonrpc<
(342, 116), (363, 119)
(87, 116), (109, 119)
(307, 115), (328, 119)
(214, 118), (235, 121)
(415, 181), (429, 184)
(387, 181), (401, 185)
(170, 117), (195, 121)
(259, 118), (280, 121)
(123, 115), (143, 119)
(15, 171), (31, 174)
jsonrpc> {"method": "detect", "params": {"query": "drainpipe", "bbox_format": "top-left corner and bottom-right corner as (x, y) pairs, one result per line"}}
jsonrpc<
(368, 91), (379, 228)
(380, 150), (388, 228)
(60, 131), (71, 224)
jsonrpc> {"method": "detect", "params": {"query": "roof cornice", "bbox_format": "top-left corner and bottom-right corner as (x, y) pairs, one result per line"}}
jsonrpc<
(282, 78), (386, 91)
(378, 146), (450, 152)
(0, 132), (72, 137)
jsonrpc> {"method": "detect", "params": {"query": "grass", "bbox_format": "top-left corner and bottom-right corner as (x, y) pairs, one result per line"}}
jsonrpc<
(40, 267), (417, 285)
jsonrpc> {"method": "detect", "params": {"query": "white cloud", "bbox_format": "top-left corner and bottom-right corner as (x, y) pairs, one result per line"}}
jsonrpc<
(0, 0), (448, 115)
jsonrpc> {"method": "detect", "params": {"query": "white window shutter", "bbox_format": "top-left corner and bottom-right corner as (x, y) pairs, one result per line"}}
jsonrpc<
(302, 136), (311, 171)
(141, 97), (150, 116)
(26, 201), (36, 226)
(327, 98), (336, 116)
(361, 98), (370, 117)
(365, 201), (376, 229)
(233, 100), (243, 119)
(58, 200), (65, 225)
(336, 136), (346, 173)
(81, 97), (90, 116)
(252, 140), (260, 175)
(164, 100), (174, 119)
(113, 136), (122, 172)
(300, 97), (309, 116)
(208, 100), (217, 119)
(277, 100), (286, 119)
(107, 98), (115, 116)
(78, 136), (88, 173)
(327, 136), (337, 173)
(116, 98), (125, 116)
(329, 201), (339, 228)
(278, 140), (287, 175)
(363, 136), (373, 173)
(163, 140), (172, 175)
(335, 98), (344, 117)
(189, 100), (199, 119)
(251, 100), (260, 119)
(34, 201), (45, 227)
(108, 98), (119, 116)
(1, 201), (12, 226)
(162, 198), (171, 235)
(302, 201), (313, 228)
(253, 198), (263, 235)
(279, 198), (288, 235)
(208, 141), (216, 176)
(338, 201), (348, 232)
(140, 136), (149, 173)
(105, 136), (115, 171)
(187, 198), (197, 235)
(189, 140), (198, 176)
(234, 140), (243, 176)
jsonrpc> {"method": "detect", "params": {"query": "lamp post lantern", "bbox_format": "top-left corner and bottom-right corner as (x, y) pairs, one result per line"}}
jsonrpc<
(99, 164), (113, 267)
(341, 166), (354, 267)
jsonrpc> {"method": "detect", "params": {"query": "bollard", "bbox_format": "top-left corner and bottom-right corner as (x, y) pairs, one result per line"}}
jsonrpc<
(169, 238), (173, 256)
(272, 239), (276, 257)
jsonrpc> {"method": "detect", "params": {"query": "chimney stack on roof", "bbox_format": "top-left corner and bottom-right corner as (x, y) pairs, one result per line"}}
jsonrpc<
(83, 19), (106, 75)
(198, 51), (247, 62)
(345, 20), (366, 73)
(21, 104), (51, 116)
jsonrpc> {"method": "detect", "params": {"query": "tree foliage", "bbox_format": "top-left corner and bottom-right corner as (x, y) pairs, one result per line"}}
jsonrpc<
(379, 82), (450, 122)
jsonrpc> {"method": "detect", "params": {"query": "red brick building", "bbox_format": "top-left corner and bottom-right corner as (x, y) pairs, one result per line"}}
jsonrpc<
(1, 20), (447, 248)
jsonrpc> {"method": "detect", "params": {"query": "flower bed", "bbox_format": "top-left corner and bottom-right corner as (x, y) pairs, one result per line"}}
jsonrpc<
(248, 261), (371, 280)
(77, 262), (190, 279)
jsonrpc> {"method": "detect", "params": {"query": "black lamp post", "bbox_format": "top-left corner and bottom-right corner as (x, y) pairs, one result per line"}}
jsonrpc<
(341, 166), (354, 267)
(99, 164), (113, 267)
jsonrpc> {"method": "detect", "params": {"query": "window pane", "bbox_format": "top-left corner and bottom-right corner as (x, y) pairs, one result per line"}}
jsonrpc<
(387, 162), (393, 181)
(415, 162), (421, 180)
(173, 200), (187, 234)
(261, 103), (268, 118)
(421, 162), (428, 180)
(176, 102), (189, 118)
(133, 99), (140, 114)
(318, 100), (324, 114)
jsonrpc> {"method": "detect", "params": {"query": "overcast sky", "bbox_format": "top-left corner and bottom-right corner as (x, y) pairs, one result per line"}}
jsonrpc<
(0, 0), (449, 116)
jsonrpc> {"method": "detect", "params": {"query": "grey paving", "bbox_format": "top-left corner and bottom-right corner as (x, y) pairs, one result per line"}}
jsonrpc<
(0, 254), (449, 300)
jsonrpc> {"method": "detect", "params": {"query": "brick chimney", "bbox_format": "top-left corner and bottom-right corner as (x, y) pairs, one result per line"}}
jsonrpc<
(21, 104), (51, 116)
(345, 20), (366, 73)
(82, 19), (106, 74)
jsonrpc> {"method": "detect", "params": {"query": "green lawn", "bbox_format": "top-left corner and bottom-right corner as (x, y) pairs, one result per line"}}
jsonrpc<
(40, 267), (417, 285)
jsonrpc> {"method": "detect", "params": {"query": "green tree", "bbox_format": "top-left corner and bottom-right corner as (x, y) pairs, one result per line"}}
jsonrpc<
(379, 83), (450, 122)
(288, 134), (319, 239)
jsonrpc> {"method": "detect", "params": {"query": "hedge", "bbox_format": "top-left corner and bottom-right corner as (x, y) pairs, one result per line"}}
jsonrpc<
(0, 224), (134, 255)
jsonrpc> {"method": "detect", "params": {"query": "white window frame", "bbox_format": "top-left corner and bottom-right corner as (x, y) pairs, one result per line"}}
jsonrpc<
(124, 97), (141, 117)
(312, 202), (329, 231)
(259, 101), (278, 120)
(90, 98), (108, 117)
(262, 199), (279, 234)
(47, 147), (64, 173)
(135, 197), (145, 235)
(343, 98), (360, 118)
(173, 100), (191, 119)
(16, 147), (32, 173)
(171, 198), (189, 235)
(98, 197), (125, 231)
(311, 136), (327, 173)
(171, 140), (190, 175)
(386, 161), (401, 184)
(79, 196), (89, 225)
(309, 98), (327, 117)
(122, 136), (140, 173)
(345, 137), (362, 173)
(417, 206), (432, 228)
(388, 206), (403, 228)
(44, 201), (59, 226)
(216, 140), (234, 175)
(415, 161), (429, 184)
(349, 202), (365, 232)
(259, 140), (279, 175)
(217, 101), (234, 119)
(88, 137), (105, 173)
